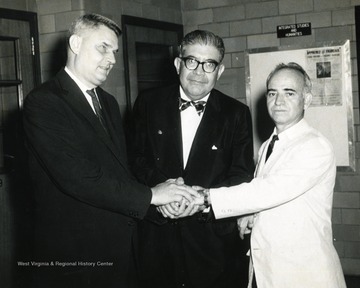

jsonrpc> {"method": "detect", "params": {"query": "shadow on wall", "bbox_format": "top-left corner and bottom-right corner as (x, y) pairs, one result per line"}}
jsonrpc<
(255, 90), (274, 143)
(43, 34), (68, 81)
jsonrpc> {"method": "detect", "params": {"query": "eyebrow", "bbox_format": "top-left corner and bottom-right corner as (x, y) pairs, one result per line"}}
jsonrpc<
(107, 42), (119, 53)
(184, 55), (218, 62)
(267, 88), (296, 93)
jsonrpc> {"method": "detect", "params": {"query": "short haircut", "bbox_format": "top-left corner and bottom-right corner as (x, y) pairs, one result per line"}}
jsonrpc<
(179, 30), (225, 62)
(68, 13), (121, 39)
(266, 62), (312, 93)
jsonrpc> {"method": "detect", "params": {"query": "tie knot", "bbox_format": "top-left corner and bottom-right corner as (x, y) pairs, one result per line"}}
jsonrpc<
(270, 134), (279, 143)
(179, 98), (207, 115)
(86, 89), (96, 98)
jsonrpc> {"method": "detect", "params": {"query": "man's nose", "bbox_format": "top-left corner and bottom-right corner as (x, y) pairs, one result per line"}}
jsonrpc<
(107, 52), (116, 64)
(194, 63), (205, 74)
(275, 94), (285, 105)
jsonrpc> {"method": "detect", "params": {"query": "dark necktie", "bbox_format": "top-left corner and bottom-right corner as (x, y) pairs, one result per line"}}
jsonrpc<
(86, 89), (108, 132)
(179, 98), (207, 116)
(265, 135), (279, 162)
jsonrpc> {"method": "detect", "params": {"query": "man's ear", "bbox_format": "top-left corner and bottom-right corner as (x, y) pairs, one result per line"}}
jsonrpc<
(174, 57), (181, 75)
(304, 92), (312, 110)
(69, 35), (81, 54)
(216, 63), (225, 80)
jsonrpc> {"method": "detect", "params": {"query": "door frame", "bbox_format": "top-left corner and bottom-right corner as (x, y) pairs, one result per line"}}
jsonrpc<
(0, 8), (41, 88)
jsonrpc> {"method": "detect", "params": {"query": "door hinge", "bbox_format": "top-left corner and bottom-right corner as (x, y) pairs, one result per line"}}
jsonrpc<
(31, 37), (35, 56)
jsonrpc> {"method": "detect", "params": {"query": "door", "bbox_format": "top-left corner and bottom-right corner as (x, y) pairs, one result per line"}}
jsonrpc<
(0, 8), (41, 288)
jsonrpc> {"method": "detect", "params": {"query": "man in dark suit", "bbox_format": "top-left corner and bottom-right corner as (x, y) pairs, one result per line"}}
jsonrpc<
(130, 30), (255, 288)
(22, 13), (197, 288)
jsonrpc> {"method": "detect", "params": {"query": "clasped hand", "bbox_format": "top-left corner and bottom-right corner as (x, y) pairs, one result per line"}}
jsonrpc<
(153, 178), (205, 219)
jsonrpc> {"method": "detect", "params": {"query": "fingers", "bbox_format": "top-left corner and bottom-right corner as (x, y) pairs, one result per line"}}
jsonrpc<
(237, 216), (254, 240)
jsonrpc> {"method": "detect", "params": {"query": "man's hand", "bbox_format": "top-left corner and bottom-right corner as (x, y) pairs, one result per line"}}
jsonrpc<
(237, 215), (255, 240)
(150, 178), (199, 206)
(157, 198), (199, 219)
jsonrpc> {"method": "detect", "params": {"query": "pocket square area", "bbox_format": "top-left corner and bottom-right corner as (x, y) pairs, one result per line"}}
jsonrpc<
(211, 145), (218, 150)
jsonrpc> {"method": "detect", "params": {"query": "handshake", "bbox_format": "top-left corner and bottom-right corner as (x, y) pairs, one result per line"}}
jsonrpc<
(150, 177), (209, 219)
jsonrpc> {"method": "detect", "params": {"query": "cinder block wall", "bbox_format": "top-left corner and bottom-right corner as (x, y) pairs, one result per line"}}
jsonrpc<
(0, 0), (359, 277)
(182, 0), (360, 276)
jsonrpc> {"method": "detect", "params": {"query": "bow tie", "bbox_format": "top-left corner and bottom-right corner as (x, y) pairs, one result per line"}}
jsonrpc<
(179, 98), (207, 115)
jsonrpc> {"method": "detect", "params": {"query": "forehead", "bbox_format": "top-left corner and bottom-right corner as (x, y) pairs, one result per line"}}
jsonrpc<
(268, 69), (304, 90)
(183, 43), (221, 61)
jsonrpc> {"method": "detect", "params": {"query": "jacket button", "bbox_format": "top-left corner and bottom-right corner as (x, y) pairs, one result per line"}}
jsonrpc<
(128, 221), (135, 226)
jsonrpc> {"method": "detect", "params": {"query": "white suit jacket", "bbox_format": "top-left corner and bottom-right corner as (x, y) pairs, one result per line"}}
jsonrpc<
(211, 119), (346, 288)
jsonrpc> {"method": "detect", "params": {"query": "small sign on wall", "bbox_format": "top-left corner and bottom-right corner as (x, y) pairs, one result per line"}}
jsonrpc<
(277, 22), (311, 38)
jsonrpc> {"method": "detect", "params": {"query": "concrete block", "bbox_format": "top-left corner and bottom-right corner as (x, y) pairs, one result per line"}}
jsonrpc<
(39, 15), (55, 34)
(336, 176), (360, 193)
(247, 33), (280, 49)
(341, 257), (360, 275)
(198, 0), (240, 9)
(183, 9), (213, 25)
(141, 5), (160, 20)
(314, 0), (351, 11)
(333, 224), (360, 241)
(279, 0), (313, 15)
(297, 12), (331, 28)
(182, 0), (199, 11)
(223, 36), (247, 52)
(342, 209), (360, 225)
(152, 0), (181, 10)
(333, 9), (355, 26)
(230, 19), (262, 36)
(345, 242), (360, 258)
(159, 8), (182, 24)
(55, 11), (83, 32)
(199, 22), (229, 37)
(213, 5), (245, 22)
(315, 26), (353, 43)
(231, 52), (245, 68)
(37, 0), (72, 15)
(246, 1), (278, 19)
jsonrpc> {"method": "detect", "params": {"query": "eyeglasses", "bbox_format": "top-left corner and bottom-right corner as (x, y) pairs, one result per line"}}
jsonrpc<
(180, 57), (219, 73)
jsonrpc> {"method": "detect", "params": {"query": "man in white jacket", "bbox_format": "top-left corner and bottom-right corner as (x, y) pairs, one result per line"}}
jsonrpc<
(195, 62), (346, 288)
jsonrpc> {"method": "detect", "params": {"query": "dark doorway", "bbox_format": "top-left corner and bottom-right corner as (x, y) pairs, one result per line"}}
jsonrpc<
(135, 42), (179, 92)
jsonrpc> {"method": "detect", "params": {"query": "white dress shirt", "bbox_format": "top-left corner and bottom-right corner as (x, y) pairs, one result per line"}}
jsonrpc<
(64, 66), (99, 113)
(179, 87), (209, 168)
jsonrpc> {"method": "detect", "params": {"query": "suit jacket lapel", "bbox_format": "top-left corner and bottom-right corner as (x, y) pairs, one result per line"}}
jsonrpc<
(185, 92), (219, 171)
(55, 70), (126, 166)
(166, 89), (184, 169)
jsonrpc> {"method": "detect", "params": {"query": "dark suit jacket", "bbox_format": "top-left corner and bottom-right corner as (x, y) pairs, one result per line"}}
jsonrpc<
(23, 69), (152, 288)
(129, 85), (255, 288)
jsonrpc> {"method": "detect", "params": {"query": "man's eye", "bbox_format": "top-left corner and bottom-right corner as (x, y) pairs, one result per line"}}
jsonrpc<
(97, 44), (107, 53)
(204, 62), (216, 69)
(187, 58), (197, 64)
(267, 92), (276, 97)
(286, 92), (295, 97)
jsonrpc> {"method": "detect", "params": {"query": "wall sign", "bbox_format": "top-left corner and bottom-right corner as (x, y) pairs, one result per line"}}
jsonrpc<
(277, 22), (311, 38)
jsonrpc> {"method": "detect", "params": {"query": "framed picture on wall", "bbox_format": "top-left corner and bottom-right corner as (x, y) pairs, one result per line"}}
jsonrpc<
(245, 40), (355, 172)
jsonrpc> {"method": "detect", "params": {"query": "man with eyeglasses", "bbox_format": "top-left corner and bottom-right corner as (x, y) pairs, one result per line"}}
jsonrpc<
(129, 30), (255, 288)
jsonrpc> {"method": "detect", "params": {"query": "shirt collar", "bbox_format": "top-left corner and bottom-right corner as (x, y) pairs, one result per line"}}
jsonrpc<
(274, 118), (308, 142)
(65, 66), (95, 93)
